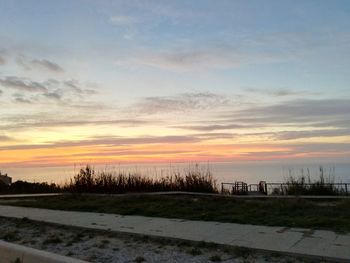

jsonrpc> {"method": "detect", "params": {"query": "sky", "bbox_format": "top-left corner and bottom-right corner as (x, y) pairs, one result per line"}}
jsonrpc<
(0, 0), (350, 171)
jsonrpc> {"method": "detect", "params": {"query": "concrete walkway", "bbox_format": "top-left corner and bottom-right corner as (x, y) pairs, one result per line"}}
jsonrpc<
(0, 205), (349, 262)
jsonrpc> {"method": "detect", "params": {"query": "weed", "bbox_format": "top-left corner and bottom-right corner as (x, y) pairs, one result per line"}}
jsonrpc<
(3, 230), (20, 242)
(209, 255), (222, 262)
(134, 256), (146, 262)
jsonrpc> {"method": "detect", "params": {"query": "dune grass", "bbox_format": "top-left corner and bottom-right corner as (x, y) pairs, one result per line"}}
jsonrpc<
(277, 167), (345, 196)
(6, 194), (350, 233)
(65, 165), (218, 194)
(0, 165), (218, 194)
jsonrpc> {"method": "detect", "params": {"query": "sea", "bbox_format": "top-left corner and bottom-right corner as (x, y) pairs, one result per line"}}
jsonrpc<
(4, 161), (350, 186)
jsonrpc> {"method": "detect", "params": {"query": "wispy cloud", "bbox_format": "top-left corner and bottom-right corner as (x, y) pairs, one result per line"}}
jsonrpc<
(0, 76), (48, 92)
(274, 129), (350, 140)
(133, 92), (229, 114)
(0, 56), (5, 65)
(245, 87), (312, 97)
(232, 99), (350, 121)
(115, 29), (350, 72)
(175, 124), (245, 132)
(125, 48), (250, 71)
(12, 94), (34, 104)
(16, 55), (64, 72)
(31, 59), (63, 72)
(0, 74), (97, 105)
(0, 135), (200, 151)
(42, 90), (63, 100)
(0, 50), (7, 65)
(64, 80), (97, 95)
(0, 135), (13, 142)
(0, 114), (155, 130)
(176, 98), (350, 142)
(110, 15), (139, 26)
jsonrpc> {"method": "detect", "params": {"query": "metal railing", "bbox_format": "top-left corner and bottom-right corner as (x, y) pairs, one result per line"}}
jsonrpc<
(221, 182), (350, 196)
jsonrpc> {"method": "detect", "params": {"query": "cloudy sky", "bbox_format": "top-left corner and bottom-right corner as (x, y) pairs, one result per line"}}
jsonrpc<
(0, 0), (350, 168)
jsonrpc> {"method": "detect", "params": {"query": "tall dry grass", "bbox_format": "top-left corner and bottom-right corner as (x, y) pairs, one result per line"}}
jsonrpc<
(66, 165), (218, 194)
(280, 166), (342, 195)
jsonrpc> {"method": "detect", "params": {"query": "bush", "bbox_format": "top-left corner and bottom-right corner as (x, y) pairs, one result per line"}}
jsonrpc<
(0, 180), (61, 194)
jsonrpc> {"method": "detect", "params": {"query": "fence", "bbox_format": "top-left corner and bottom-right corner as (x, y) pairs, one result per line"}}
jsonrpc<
(221, 182), (350, 196)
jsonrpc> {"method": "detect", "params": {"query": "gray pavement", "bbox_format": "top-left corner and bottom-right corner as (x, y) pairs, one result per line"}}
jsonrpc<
(0, 205), (349, 262)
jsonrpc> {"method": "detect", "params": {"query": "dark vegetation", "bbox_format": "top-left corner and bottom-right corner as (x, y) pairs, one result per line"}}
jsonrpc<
(0, 165), (217, 194)
(7, 194), (350, 232)
(0, 180), (61, 194)
(67, 165), (218, 194)
(0, 165), (347, 196)
(272, 167), (347, 196)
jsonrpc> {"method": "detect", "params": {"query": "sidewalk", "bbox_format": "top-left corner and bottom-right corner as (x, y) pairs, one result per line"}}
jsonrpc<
(0, 205), (349, 262)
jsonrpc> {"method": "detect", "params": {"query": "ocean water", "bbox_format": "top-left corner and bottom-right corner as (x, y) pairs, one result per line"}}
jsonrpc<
(4, 161), (350, 186)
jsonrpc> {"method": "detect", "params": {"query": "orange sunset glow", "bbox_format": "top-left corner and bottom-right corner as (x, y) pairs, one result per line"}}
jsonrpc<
(0, 0), (350, 182)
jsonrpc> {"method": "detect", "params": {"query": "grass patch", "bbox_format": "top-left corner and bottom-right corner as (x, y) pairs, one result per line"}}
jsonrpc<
(6, 194), (350, 232)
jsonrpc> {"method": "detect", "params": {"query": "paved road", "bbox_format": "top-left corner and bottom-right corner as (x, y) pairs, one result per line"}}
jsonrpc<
(0, 205), (349, 262)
